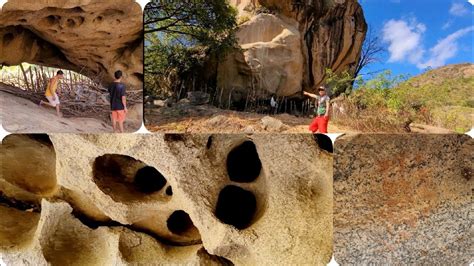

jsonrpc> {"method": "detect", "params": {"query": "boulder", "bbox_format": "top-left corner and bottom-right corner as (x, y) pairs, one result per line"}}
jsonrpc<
(218, 0), (367, 97)
(260, 115), (287, 131)
(0, 0), (143, 90)
(218, 13), (304, 98)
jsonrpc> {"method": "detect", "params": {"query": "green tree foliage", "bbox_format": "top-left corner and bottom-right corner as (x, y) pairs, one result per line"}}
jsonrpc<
(144, 1), (238, 98)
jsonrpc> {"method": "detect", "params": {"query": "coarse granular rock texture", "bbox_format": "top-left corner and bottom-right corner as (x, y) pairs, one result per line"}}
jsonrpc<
(0, 0), (143, 89)
(1, 133), (333, 265)
(218, 0), (366, 98)
(334, 134), (473, 265)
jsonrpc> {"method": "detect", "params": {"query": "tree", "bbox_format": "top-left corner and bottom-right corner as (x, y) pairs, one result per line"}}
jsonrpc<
(144, 1), (238, 98)
(354, 27), (385, 79)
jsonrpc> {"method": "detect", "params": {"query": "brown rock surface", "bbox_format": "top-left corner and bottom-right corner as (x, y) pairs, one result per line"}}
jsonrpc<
(334, 134), (473, 264)
(0, 0), (143, 89)
(1, 133), (333, 265)
(218, 0), (366, 97)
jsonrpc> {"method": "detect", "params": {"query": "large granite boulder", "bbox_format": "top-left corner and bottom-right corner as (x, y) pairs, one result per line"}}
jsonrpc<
(218, 0), (367, 98)
(0, 0), (143, 89)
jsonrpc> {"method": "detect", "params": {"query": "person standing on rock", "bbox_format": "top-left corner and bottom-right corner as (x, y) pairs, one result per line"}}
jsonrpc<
(39, 70), (64, 117)
(304, 86), (330, 133)
(108, 70), (128, 133)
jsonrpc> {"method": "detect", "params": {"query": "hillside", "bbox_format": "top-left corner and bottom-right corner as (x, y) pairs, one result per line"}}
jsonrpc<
(334, 63), (473, 133)
(395, 63), (474, 132)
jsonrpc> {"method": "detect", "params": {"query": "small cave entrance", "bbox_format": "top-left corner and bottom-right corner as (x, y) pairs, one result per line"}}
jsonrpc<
(93, 154), (169, 202)
(226, 141), (262, 183)
(215, 185), (257, 230)
(166, 210), (197, 236)
(313, 134), (333, 153)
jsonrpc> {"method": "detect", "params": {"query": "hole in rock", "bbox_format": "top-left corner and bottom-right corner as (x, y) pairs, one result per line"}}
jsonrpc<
(3, 33), (14, 46)
(166, 186), (173, 196)
(93, 154), (168, 202)
(43, 15), (60, 26)
(167, 210), (196, 235)
(133, 166), (167, 194)
(215, 185), (257, 229)
(226, 141), (262, 183)
(66, 18), (75, 27)
(313, 134), (333, 153)
(206, 136), (213, 149)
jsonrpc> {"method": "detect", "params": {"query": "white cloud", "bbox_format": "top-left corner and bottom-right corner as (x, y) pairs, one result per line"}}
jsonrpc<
(450, 2), (470, 16)
(382, 19), (426, 63)
(417, 26), (474, 69)
(442, 20), (453, 30)
(467, 0), (474, 5)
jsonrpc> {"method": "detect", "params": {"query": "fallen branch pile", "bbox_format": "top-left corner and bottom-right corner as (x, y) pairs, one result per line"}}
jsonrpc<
(1, 82), (142, 122)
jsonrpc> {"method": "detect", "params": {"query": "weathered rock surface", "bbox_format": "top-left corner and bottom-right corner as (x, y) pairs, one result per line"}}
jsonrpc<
(0, 0), (143, 89)
(334, 134), (473, 264)
(1, 133), (333, 265)
(218, 0), (366, 98)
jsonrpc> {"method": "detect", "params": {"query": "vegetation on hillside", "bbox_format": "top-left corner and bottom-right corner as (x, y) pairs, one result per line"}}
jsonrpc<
(330, 64), (474, 133)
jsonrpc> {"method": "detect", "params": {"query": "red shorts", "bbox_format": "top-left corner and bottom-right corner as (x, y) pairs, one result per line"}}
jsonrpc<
(309, 116), (329, 133)
(111, 110), (126, 122)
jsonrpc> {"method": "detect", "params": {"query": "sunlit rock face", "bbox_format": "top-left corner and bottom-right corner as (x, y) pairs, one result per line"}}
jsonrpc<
(218, 0), (367, 98)
(0, 0), (143, 89)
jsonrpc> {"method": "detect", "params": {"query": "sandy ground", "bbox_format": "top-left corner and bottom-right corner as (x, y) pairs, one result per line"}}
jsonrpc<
(1, 91), (139, 133)
(145, 104), (355, 134)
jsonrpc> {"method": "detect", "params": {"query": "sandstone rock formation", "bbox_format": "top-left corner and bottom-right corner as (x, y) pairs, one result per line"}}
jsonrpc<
(218, 0), (366, 99)
(1, 133), (333, 265)
(0, 0), (143, 89)
(334, 134), (473, 264)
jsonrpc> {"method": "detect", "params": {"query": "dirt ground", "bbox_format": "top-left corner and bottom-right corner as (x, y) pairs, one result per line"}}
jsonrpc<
(145, 103), (355, 133)
(1, 91), (141, 133)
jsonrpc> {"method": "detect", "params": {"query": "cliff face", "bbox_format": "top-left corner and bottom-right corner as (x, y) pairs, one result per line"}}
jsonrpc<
(0, 0), (143, 89)
(218, 0), (367, 98)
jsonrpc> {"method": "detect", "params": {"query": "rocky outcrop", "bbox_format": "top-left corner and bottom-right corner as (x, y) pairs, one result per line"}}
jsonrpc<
(218, 0), (367, 98)
(0, 0), (143, 89)
(1, 133), (333, 265)
(334, 134), (473, 264)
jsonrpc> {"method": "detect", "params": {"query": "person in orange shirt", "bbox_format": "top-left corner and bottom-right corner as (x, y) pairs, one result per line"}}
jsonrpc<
(39, 70), (64, 117)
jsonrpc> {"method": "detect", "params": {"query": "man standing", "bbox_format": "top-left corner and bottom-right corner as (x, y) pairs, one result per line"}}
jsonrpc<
(304, 86), (331, 133)
(108, 70), (127, 133)
(39, 70), (63, 117)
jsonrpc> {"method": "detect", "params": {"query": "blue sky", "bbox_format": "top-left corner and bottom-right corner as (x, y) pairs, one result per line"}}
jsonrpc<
(359, 0), (473, 78)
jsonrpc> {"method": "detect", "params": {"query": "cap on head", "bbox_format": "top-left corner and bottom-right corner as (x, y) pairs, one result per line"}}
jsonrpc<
(318, 86), (326, 92)
(56, 70), (64, 76)
(114, 70), (123, 79)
